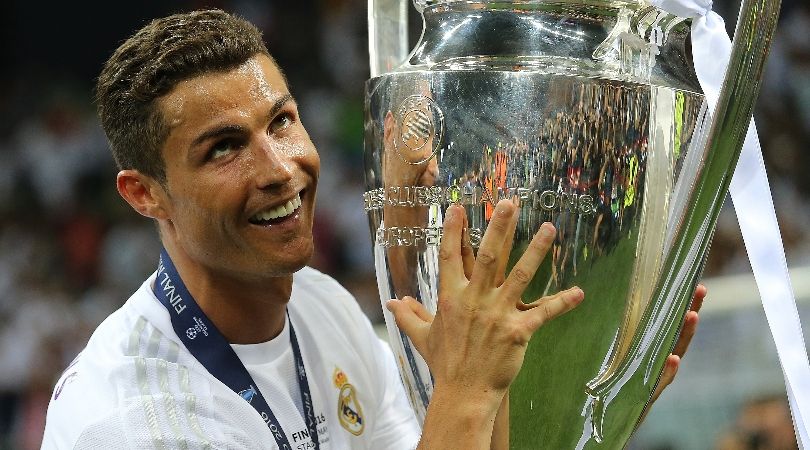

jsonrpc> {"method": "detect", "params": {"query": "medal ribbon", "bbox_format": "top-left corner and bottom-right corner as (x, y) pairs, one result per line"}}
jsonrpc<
(153, 248), (320, 450)
(648, 0), (810, 445)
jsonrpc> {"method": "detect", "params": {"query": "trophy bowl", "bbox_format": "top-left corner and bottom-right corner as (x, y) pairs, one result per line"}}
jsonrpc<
(363, 0), (779, 447)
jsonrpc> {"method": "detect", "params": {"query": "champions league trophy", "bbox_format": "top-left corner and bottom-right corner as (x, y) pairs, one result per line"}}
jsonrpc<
(363, 0), (780, 447)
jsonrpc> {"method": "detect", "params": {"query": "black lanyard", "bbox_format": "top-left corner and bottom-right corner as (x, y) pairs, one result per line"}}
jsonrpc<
(153, 249), (320, 450)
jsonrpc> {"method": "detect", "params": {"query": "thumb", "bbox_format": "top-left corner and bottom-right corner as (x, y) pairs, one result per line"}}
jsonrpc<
(387, 296), (431, 356)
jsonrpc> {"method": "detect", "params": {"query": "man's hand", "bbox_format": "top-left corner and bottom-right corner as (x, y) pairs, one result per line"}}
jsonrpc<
(387, 200), (583, 449)
(649, 283), (707, 404)
(636, 283), (707, 428)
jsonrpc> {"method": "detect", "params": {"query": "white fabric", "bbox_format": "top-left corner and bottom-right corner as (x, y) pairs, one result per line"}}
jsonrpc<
(42, 267), (421, 450)
(231, 317), (315, 448)
(231, 318), (305, 418)
(648, 0), (810, 446)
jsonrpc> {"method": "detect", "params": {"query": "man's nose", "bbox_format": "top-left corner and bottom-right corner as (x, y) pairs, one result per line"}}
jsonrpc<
(253, 139), (294, 189)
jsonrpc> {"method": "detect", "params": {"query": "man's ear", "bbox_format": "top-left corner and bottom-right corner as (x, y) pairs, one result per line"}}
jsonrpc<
(116, 170), (170, 220)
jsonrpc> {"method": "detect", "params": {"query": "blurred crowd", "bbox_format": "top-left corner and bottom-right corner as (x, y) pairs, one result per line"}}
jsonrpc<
(0, 0), (807, 449)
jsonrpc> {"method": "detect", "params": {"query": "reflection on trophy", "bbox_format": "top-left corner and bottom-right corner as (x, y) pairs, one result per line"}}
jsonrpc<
(364, 0), (780, 447)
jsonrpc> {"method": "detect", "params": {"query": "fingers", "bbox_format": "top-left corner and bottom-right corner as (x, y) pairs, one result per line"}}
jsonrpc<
(672, 284), (706, 357)
(672, 311), (699, 357)
(522, 287), (584, 332)
(649, 285), (705, 406)
(691, 283), (707, 313)
(438, 204), (467, 291)
(469, 199), (517, 288)
(495, 197), (521, 286)
(502, 222), (556, 298)
(461, 209), (475, 279)
(387, 296), (431, 355)
(650, 354), (680, 404)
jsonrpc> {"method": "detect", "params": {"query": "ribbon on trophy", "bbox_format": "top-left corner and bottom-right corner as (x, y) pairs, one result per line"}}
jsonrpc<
(649, 0), (810, 445)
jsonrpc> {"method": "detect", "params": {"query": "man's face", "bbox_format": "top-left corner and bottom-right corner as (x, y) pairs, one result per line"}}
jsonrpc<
(156, 54), (320, 280)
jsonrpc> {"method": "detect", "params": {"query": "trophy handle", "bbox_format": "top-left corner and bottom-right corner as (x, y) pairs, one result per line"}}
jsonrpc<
(584, 0), (782, 441)
(368, 0), (410, 77)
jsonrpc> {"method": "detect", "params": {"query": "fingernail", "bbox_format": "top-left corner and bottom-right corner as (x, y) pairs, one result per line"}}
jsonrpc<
(386, 299), (397, 311)
(447, 203), (464, 216)
(496, 201), (513, 215)
(569, 287), (584, 302)
(540, 223), (554, 237)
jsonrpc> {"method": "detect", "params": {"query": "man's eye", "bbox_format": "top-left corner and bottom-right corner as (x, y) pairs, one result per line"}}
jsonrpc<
(270, 113), (293, 133)
(207, 140), (237, 160)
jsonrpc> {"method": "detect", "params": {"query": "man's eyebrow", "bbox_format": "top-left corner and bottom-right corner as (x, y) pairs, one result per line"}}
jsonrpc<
(190, 94), (295, 148)
(191, 124), (246, 148)
(267, 93), (295, 122)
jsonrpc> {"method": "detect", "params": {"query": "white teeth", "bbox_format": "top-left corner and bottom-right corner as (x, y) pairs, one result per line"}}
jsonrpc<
(252, 193), (302, 222)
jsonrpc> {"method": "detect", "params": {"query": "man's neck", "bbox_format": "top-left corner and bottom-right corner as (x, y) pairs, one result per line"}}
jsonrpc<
(161, 241), (291, 345)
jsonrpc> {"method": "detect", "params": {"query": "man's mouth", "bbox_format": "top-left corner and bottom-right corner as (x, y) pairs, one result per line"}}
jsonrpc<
(249, 192), (302, 225)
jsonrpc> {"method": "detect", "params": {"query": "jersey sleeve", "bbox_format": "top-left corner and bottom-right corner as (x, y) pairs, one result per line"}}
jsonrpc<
(50, 413), (129, 450)
(43, 406), (222, 450)
(41, 349), (231, 450)
(41, 357), (116, 450)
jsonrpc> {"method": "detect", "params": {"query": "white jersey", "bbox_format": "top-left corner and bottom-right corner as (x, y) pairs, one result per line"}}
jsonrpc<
(42, 267), (420, 450)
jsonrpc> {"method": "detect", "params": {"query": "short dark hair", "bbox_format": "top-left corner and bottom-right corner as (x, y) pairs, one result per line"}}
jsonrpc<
(96, 9), (271, 184)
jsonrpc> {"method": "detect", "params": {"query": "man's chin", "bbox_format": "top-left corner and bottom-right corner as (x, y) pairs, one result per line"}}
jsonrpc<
(259, 247), (314, 277)
(234, 259), (310, 282)
(273, 258), (311, 276)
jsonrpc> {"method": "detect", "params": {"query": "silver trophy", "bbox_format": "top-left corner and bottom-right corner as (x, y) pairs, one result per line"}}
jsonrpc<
(363, 0), (779, 447)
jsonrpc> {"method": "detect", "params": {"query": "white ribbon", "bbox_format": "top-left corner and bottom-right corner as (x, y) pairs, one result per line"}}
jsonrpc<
(649, 0), (810, 446)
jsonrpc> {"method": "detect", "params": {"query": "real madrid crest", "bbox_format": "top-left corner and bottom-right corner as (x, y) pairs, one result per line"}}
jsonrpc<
(395, 95), (444, 165)
(333, 367), (365, 436)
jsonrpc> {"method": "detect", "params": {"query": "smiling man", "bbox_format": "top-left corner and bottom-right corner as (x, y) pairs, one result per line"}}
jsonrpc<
(41, 9), (702, 450)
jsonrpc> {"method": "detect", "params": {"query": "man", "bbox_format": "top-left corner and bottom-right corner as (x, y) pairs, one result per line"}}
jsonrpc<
(42, 9), (703, 449)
